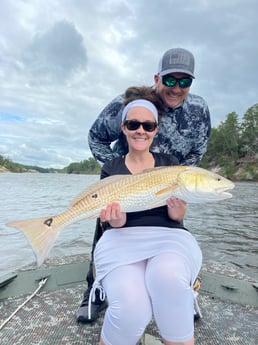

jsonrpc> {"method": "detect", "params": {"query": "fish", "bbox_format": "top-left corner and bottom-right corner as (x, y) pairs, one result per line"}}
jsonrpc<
(7, 166), (234, 266)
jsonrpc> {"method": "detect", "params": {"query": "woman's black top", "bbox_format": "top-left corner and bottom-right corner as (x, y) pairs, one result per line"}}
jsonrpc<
(100, 152), (187, 231)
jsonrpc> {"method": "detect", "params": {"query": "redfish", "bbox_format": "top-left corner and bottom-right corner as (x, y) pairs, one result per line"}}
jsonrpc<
(7, 166), (234, 266)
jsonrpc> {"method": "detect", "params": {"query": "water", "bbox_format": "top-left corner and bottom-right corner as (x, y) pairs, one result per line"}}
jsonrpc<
(0, 173), (257, 279)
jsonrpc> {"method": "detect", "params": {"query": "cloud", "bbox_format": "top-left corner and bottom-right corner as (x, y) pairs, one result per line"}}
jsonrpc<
(22, 20), (87, 84)
(0, 0), (257, 168)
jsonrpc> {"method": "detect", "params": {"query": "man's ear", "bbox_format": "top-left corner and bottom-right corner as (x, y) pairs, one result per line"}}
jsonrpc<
(154, 74), (159, 84)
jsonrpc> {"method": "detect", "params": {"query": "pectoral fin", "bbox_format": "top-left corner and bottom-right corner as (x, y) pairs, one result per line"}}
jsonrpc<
(155, 183), (179, 196)
(145, 183), (179, 209)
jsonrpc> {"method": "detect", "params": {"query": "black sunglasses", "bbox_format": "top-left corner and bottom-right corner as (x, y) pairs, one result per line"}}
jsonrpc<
(161, 75), (193, 88)
(123, 120), (158, 132)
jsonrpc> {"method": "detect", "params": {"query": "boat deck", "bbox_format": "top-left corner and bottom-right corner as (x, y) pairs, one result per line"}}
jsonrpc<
(0, 255), (257, 345)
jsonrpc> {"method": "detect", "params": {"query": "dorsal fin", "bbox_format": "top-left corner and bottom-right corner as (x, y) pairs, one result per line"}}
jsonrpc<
(141, 166), (171, 173)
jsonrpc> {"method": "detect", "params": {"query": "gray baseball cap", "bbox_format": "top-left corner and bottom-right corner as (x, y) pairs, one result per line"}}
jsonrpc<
(158, 48), (195, 78)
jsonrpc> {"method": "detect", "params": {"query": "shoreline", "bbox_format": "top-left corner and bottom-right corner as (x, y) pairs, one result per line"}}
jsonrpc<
(1, 168), (257, 182)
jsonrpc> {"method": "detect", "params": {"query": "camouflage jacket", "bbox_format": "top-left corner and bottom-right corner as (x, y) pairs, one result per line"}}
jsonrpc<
(88, 92), (211, 166)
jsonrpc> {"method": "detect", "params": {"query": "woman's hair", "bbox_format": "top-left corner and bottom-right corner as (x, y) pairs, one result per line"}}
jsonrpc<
(123, 86), (163, 120)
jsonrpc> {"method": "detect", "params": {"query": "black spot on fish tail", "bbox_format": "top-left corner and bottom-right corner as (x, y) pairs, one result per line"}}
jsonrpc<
(44, 218), (53, 227)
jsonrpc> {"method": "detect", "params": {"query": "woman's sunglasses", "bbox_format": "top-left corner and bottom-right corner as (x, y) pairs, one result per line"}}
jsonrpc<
(161, 75), (193, 88)
(123, 120), (158, 132)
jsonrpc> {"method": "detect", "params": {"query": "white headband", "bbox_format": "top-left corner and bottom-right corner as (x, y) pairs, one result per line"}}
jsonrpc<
(121, 99), (158, 123)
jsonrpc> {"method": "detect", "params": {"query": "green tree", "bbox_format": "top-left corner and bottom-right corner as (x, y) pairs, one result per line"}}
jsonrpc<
(67, 162), (81, 174)
(66, 157), (101, 174)
(240, 104), (258, 158)
(202, 112), (240, 168)
(218, 112), (240, 163)
(200, 127), (221, 167)
(87, 157), (100, 173)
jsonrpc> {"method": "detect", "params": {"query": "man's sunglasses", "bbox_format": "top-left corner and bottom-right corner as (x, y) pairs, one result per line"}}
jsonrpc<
(161, 75), (193, 88)
(123, 120), (158, 132)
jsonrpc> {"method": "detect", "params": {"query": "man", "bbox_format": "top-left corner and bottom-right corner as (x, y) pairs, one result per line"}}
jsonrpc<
(76, 48), (211, 323)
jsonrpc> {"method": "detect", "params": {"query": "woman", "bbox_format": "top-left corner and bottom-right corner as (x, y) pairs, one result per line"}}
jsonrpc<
(92, 98), (202, 345)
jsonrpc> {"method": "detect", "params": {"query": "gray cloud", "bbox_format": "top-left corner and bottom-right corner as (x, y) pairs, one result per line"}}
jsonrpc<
(0, 0), (257, 168)
(22, 20), (87, 84)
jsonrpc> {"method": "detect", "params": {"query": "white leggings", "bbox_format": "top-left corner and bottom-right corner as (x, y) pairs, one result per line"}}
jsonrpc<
(101, 253), (197, 345)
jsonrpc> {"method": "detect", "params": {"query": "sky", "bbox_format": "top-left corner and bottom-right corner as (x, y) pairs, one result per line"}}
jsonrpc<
(1, 0), (257, 168)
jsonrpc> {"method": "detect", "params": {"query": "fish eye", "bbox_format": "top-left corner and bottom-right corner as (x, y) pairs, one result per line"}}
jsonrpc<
(91, 193), (98, 198)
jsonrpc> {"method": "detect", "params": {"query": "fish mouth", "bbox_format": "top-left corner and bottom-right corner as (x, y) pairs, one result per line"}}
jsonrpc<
(221, 191), (232, 198)
(216, 186), (234, 198)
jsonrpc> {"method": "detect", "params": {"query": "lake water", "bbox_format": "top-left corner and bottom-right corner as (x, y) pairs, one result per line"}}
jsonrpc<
(0, 173), (257, 279)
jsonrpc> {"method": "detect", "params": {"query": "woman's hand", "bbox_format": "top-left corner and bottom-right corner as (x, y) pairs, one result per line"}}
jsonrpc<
(100, 202), (126, 228)
(166, 197), (187, 222)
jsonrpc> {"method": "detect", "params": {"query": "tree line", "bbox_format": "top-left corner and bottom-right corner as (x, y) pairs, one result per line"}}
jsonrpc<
(63, 157), (101, 174)
(0, 155), (101, 174)
(200, 103), (258, 179)
(1, 103), (257, 179)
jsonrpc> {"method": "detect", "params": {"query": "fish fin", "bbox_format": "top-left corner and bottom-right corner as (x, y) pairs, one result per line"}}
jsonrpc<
(87, 214), (100, 219)
(143, 183), (180, 209)
(141, 166), (170, 173)
(155, 183), (179, 196)
(141, 166), (186, 174)
(70, 175), (128, 207)
(7, 216), (60, 266)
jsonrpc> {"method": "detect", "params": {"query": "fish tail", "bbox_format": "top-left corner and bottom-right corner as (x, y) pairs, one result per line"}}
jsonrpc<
(7, 216), (60, 266)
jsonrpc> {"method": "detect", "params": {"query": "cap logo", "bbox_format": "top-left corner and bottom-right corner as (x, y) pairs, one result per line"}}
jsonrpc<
(169, 53), (190, 66)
